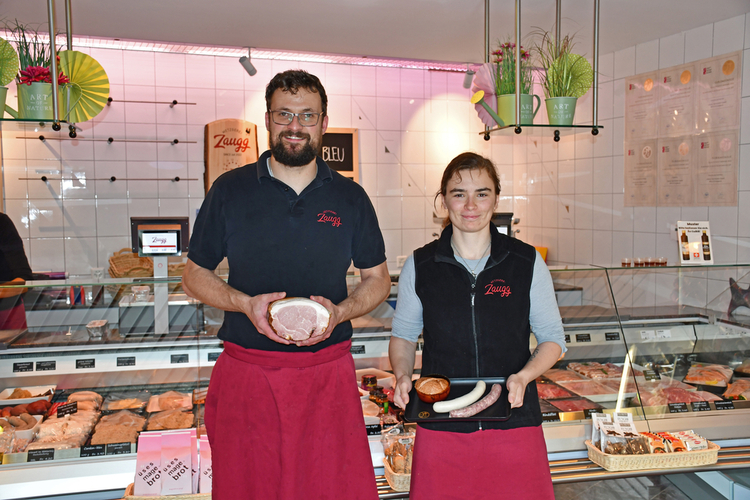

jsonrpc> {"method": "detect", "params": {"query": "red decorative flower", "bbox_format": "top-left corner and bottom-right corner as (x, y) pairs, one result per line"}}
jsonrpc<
(19, 65), (70, 86)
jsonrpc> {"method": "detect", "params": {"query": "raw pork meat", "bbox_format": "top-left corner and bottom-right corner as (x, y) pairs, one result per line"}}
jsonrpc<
(535, 383), (574, 400)
(268, 298), (331, 341)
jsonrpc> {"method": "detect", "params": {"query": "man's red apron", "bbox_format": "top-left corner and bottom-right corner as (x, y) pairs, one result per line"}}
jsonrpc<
(0, 302), (27, 330)
(409, 425), (555, 500)
(205, 340), (378, 500)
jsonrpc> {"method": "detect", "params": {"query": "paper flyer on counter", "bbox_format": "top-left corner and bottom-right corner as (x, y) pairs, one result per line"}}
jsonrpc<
(658, 63), (697, 137)
(695, 131), (738, 206)
(657, 136), (694, 206)
(624, 140), (657, 207)
(625, 71), (658, 141)
(676, 221), (713, 265)
(696, 51), (742, 133)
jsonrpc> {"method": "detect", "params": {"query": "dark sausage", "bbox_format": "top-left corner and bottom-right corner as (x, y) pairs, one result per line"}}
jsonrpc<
(449, 383), (502, 418)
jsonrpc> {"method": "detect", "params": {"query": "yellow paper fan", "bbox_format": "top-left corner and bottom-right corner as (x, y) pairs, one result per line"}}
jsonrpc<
(58, 50), (109, 122)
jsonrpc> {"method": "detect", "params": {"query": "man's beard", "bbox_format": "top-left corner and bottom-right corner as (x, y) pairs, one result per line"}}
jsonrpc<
(270, 131), (319, 167)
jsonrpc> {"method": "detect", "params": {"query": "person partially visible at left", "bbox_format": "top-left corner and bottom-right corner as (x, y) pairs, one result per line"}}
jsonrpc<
(0, 212), (32, 330)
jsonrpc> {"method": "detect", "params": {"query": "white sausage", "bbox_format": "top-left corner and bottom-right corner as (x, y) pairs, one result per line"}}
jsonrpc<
(433, 380), (486, 413)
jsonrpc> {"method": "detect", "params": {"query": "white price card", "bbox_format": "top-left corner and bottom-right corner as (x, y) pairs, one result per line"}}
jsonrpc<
(656, 329), (672, 339)
(640, 330), (656, 340)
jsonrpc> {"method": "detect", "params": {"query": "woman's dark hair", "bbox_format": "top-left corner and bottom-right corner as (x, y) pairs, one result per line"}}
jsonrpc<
(434, 152), (501, 228)
(265, 70), (328, 116)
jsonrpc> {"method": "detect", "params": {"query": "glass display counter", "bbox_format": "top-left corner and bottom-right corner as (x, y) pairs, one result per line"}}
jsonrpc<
(1, 265), (749, 498)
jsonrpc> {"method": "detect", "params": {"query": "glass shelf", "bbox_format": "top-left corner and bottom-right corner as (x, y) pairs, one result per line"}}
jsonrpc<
(0, 117), (68, 123)
(480, 124), (603, 141)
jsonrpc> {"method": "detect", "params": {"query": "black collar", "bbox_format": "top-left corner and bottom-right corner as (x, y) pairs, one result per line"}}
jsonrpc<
(434, 223), (510, 269)
(255, 150), (334, 184)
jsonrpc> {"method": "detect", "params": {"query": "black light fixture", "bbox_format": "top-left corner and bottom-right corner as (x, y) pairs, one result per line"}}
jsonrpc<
(239, 47), (257, 76)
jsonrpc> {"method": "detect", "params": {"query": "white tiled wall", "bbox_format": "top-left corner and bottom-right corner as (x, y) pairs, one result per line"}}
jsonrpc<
(1, 14), (749, 281)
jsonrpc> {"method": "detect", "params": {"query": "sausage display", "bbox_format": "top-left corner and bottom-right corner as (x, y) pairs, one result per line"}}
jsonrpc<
(433, 380), (486, 413)
(449, 383), (503, 418)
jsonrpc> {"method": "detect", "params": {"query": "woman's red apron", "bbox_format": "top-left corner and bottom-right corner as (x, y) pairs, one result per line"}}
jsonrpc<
(409, 424), (555, 500)
(205, 340), (378, 500)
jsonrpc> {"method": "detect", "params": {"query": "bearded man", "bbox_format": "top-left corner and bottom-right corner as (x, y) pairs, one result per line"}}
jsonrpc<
(183, 70), (389, 499)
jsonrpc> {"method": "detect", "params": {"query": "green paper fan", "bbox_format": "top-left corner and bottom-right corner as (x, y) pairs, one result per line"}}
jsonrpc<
(58, 50), (110, 122)
(0, 38), (20, 87)
(550, 53), (593, 98)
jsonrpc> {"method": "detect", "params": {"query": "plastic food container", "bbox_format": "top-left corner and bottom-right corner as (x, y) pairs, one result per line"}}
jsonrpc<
(132, 285), (150, 302)
(86, 319), (109, 338)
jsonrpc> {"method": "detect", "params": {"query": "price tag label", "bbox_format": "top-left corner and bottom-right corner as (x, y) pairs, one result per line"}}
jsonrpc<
(36, 360), (56, 371)
(542, 411), (560, 422)
(564, 335), (571, 343)
(575, 334), (591, 343)
(27, 449), (55, 462)
(117, 356), (136, 367)
(656, 329), (672, 339)
(13, 362), (33, 373)
(208, 352), (220, 362)
(714, 401), (735, 411)
(584, 409), (601, 419)
(81, 445), (106, 457)
(668, 402), (689, 413)
(106, 442), (133, 455)
(170, 354), (189, 364)
(691, 401), (711, 412)
(640, 330), (656, 340)
(57, 401), (78, 417)
(643, 369), (661, 381)
(365, 423), (382, 436)
(350, 345), (365, 355)
(76, 359), (95, 369)
(605, 332), (621, 341)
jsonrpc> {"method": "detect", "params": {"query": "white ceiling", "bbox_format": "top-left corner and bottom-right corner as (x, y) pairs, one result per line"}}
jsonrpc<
(3, 0), (750, 63)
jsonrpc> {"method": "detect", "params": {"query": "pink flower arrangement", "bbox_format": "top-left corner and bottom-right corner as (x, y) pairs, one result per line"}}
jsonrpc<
(18, 65), (69, 86)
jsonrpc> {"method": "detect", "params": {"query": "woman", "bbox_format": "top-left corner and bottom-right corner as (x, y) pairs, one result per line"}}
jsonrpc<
(388, 152), (566, 500)
(0, 212), (32, 330)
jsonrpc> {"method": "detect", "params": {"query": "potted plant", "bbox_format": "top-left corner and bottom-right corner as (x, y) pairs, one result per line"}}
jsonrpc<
(0, 37), (19, 117)
(3, 20), (68, 120)
(493, 39), (540, 126)
(534, 30), (593, 126)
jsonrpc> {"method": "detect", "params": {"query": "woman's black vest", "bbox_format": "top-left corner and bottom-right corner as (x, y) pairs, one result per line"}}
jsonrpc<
(414, 224), (542, 432)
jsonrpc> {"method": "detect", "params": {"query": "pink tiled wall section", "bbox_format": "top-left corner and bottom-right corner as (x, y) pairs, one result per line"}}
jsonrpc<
(1, 14), (749, 279)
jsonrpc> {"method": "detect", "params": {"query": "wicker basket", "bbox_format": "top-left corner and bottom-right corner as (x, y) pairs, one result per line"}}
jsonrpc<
(382, 457), (411, 492)
(586, 439), (719, 471)
(109, 248), (154, 278)
(123, 483), (211, 499)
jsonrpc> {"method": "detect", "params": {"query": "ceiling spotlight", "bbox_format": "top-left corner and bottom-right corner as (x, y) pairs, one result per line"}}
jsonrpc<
(463, 65), (476, 89)
(239, 47), (257, 76)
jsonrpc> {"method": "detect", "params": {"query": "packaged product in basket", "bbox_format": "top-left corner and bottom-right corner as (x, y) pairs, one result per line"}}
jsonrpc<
(611, 413), (649, 455)
(160, 431), (192, 495)
(134, 432), (162, 496)
(199, 434), (212, 494)
(673, 430), (708, 451)
(381, 423), (415, 474)
(640, 432), (668, 453)
(590, 412), (612, 449)
(656, 432), (686, 452)
(599, 421), (627, 454)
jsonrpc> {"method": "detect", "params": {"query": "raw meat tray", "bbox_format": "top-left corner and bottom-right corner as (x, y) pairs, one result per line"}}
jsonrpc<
(403, 377), (511, 423)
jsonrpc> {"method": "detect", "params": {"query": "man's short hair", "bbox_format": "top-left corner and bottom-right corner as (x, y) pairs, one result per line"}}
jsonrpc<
(265, 70), (328, 116)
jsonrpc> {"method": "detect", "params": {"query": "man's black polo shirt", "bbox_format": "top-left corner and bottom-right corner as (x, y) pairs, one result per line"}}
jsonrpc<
(188, 150), (387, 352)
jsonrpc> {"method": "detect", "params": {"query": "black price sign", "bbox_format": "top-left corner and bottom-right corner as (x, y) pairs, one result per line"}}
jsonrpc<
(117, 356), (136, 367)
(691, 401), (711, 412)
(170, 354), (189, 364)
(13, 362), (33, 373)
(208, 352), (220, 362)
(81, 445), (106, 457)
(715, 401), (735, 411)
(584, 409), (601, 419)
(27, 449), (55, 462)
(106, 442), (133, 455)
(36, 360), (56, 371)
(76, 359), (95, 369)
(668, 402), (689, 413)
(365, 423), (382, 436)
(643, 369), (661, 381)
(605, 332), (621, 341)
(350, 345), (365, 355)
(57, 401), (78, 417)
(575, 334), (591, 343)
(542, 411), (560, 422)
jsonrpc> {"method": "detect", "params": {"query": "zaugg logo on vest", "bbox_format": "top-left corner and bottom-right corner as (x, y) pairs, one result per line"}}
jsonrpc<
(484, 279), (511, 297)
(317, 210), (342, 227)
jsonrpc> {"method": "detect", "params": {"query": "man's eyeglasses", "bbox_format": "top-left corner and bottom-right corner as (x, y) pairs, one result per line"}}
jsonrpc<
(269, 110), (323, 127)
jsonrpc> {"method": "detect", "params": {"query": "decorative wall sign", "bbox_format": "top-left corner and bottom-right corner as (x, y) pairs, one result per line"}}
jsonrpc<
(322, 128), (359, 182)
(204, 119), (259, 194)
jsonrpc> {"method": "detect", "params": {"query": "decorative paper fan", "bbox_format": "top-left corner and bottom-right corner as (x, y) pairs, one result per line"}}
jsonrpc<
(58, 50), (109, 122)
(0, 38), (19, 87)
(549, 53), (593, 99)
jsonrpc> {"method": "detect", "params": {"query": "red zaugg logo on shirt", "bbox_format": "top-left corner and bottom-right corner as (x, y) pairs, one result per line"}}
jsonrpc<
(317, 210), (342, 227)
(485, 279), (511, 297)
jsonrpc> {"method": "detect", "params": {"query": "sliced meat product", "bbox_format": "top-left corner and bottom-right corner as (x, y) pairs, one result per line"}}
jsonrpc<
(557, 380), (612, 396)
(268, 297), (331, 341)
(543, 369), (585, 382)
(535, 383), (574, 400)
(683, 363), (733, 387)
(449, 384), (503, 418)
(549, 398), (601, 412)
(723, 379), (750, 399)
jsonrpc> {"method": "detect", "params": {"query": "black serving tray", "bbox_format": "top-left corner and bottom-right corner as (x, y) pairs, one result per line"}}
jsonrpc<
(403, 377), (511, 423)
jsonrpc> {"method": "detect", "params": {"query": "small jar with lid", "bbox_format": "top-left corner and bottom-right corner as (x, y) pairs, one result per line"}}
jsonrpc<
(361, 375), (377, 391)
